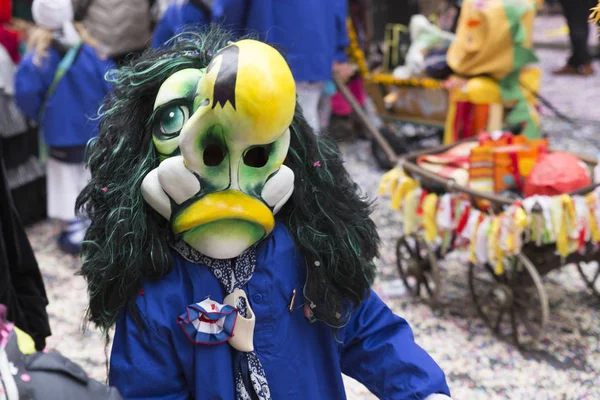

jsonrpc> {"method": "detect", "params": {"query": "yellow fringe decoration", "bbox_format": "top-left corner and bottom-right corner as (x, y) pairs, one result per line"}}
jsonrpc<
(423, 193), (439, 243)
(391, 176), (417, 210)
(504, 207), (528, 255)
(379, 168), (401, 196)
(469, 217), (484, 264)
(379, 168), (600, 276)
(489, 217), (504, 275)
(587, 192), (600, 243)
(403, 188), (422, 234)
(557, 195), (576, 258)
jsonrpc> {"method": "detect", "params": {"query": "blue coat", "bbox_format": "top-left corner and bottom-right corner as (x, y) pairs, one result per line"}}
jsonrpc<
(152, 1), (211, 48)
(212, 0), (349, 82)
(109, 221), (451, 399)
(14, 45), (114, 148)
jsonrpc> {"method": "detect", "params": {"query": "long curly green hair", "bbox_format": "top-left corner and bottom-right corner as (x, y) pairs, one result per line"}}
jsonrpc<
(77, 28), (380, 330)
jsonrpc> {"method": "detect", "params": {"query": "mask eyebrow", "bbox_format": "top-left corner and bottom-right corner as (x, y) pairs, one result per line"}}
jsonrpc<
(154, 68), (204, 111)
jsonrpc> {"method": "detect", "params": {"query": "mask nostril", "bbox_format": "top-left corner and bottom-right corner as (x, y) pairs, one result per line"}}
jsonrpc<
(243, 146), (269, 168)
(203, 144), (226, 166)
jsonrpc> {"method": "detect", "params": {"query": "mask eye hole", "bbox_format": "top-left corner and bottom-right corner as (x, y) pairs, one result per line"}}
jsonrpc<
(157, 104), (189, 138)
(203, 143), (226, 166)
(243, 146), (269, 168)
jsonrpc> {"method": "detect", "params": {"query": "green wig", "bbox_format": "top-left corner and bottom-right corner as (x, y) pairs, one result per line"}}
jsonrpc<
(77, 28), (380, 330)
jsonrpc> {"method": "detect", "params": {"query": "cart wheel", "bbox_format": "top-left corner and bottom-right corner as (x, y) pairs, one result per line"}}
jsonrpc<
(469, 253), (549, 347)
(396, 234), (441, 306)
(577, 259), (600, 298)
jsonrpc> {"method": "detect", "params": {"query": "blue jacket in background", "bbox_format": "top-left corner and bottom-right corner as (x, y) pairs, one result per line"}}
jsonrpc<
(212, 0), (350, 82)
(152, 1), (211, 48)
(109, 221), (451, 400)
(14, 45), (114, 148)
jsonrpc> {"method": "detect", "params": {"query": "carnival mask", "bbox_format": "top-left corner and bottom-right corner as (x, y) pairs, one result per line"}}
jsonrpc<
(141, 40), (297, 259)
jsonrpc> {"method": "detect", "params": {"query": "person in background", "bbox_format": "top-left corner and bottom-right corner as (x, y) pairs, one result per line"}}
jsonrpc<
(554, 0), (597, 76)
(1, 1), (48, 226)
(0, 150), (50, 352)
(71, 0), (155, 65)
(14, 0), (114, 255)
(328, 0), (367, 141)
(0, 6), (50, 342)
(0, 0), (21, 63)
(152, 0), (212, 48)
(212, 0), (355, 133)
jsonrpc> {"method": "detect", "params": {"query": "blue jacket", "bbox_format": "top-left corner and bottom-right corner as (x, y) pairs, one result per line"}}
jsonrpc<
(212, 0), (349, 82)
(14, 44), (114, 148)
(110, 221), (451, 399)
(152, 1), (211, 48)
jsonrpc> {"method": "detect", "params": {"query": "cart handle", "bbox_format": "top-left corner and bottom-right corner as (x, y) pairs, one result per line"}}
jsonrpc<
(333, 75), (399, 165)
(400, 160), (516, 206)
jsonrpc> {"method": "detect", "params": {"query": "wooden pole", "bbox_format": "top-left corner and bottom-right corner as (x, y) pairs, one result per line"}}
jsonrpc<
(333, 75), (399, 165)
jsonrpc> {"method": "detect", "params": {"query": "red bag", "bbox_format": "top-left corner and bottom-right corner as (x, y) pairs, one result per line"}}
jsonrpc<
(523, 152), (592, 197)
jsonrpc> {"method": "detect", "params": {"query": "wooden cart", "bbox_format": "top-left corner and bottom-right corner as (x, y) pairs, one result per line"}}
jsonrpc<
(387, 140), (600, 348)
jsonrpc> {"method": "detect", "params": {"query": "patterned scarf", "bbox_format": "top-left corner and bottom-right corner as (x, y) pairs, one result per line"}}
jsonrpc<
(172, 239), (271, 400)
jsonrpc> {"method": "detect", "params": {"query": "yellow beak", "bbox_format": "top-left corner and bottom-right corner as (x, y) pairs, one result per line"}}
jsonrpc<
(172, 190), (275, 235)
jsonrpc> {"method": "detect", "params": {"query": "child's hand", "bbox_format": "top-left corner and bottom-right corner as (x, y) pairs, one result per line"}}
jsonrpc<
(442, 76), (462, 90)
(26, 26), (53, 65)
(7, 18), (33, 38)
(74, 22), (109, 60)
(332, 61), (356, 82)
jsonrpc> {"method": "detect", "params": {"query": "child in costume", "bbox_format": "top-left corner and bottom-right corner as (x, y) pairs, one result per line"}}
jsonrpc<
(77, 30), (452, 400)
(152, 0), (212, 48)
(14, 0), (114, 254)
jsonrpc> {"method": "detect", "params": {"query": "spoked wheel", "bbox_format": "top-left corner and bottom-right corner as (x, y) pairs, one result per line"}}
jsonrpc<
(469, 253), (549, 348)
(577, 258), (600, 298)
(396, 234), (441, 306)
